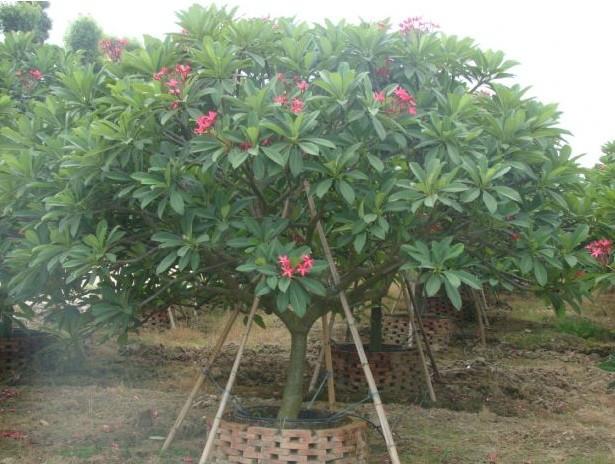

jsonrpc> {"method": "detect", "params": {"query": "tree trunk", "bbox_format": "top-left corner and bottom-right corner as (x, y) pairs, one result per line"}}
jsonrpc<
(369, 302), (383, 352)
(278, 329), (309, 420)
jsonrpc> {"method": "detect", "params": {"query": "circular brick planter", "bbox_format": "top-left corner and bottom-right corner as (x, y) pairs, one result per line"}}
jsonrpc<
(381, 313), (456, 351)
(209, 408), (368, 463)
(331, 342), (426, 402)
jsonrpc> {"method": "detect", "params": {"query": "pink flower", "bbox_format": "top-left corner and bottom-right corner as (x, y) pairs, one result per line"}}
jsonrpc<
(260, 137), (272, 146)
(276, 72), (286, 83)
(194, 111), (218, 135)
(278, 254), (314, 278)
(281, 266), (294, 278)
(392, 86), (417, 116)
(28, 69), (43, 80)
(399, 16), (439, 34)
(373, 91), (385, 103)
(170, 101), (181, 110)
(153, 67), (169, 80)
(393, 86), (414, 103)
(273, 94), (288, 105)
(586, 239), (612, 258)
(176, 63), (191, 80)
(290, 98), (304, 114)
(296, 80), (309, 93)
(166, 79), (181, 96)
(239, 141), (252, 151)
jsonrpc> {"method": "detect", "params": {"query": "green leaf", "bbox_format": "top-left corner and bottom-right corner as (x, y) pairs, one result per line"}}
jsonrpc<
(169, 190), (184, 215)
(298, 142), (319, 156)
(299, 277), (327, 296)
(493, 185), (522, 202)
(444, 279), (462, 309)
(353, 232), (366, 253)
(288, 283), (307, 317)
(229, 149), (249, 169)
(425, 274), (442, 296)
(156, 251), (177, 274)
(338, 180), (355, 205)
(315, 178), (333, 198)
(370, 115), (386, 140)
(261, 146), (286, 166)
(278, 277), (291, 293)
(236, 263), (258, 272)
(366, 153), (384, 172)
(482, 190), (498, 213)
(533, 260), (547, 286)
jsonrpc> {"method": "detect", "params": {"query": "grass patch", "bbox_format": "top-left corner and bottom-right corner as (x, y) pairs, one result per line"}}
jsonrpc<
(555, 316), (614, 341)
(598, 353), (615, 372)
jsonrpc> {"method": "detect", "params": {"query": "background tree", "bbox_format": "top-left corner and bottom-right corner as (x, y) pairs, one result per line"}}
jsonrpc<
(65, 16), (102, 64)
(0, 1), (51, 42)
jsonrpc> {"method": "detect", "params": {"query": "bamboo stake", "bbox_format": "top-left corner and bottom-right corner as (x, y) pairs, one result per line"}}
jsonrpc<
(471, 289), (487, 347)
(305, 181), (401, 464)
(401, 278), (436, 402)
(321, 313), (336, 407)
(403, 276), (441, 382)
(308, 312), (337, 393)
(479, 288), (491, 328)
(161, 307), (241, 452)
(308, 346), (325, 393)
(198, 295), (261, 464)
(167, 307), (177, 330)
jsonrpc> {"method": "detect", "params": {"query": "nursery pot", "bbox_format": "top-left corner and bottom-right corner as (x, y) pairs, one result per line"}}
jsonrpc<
(0, 328), (53, 377)
(331, 342), (427, 402)
(380, 313), (457, 352)
(209, 406), (368, 463)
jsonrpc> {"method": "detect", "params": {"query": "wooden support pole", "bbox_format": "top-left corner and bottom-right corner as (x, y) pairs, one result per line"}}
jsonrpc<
(321, 313), (336, 408)
(471, 289), (487, 347)
(198, 296), (260, 464)
(403, 276), (442, 383)
(401, 277), (436, 402)
(305, 181), (401, 464)
(161, 308), (241, 452)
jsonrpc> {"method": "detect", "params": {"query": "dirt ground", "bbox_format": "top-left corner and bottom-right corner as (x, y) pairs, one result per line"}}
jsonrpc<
(1, 294), (614, 464)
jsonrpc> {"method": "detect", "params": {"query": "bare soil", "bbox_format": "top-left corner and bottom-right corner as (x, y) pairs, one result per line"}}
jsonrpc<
(0, 295), (614, 463)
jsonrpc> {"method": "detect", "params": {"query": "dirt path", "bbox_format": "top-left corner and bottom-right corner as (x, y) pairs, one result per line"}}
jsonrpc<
(0, 296), (614, 463)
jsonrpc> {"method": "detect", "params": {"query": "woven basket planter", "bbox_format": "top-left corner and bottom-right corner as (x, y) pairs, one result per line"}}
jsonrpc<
(141, 310), (170, 331)
(209, 409), (368, 464)
(381, 313), (456, 351)
(0, 329), (53, 377)
(331, 342), (426, 402)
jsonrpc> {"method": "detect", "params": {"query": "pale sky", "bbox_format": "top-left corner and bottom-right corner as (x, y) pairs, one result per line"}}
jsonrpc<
(47, 1), (615, 167)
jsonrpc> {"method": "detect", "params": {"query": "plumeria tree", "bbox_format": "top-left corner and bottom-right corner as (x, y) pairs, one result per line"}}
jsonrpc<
(0, 5), (589, 419)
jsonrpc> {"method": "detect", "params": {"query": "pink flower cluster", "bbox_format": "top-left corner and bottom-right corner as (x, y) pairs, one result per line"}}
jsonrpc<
(373, 86), (417, 115)
(194, 111), (218, 135)
(399, 16), (439, 34)
(100, 38), (128, 62)
(586, 239), (612, 258)
(278, 254), (314, 278)
(28, 69), (43, 80)
(153, 64), (192, 108)
(272, 74), (308, 113)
